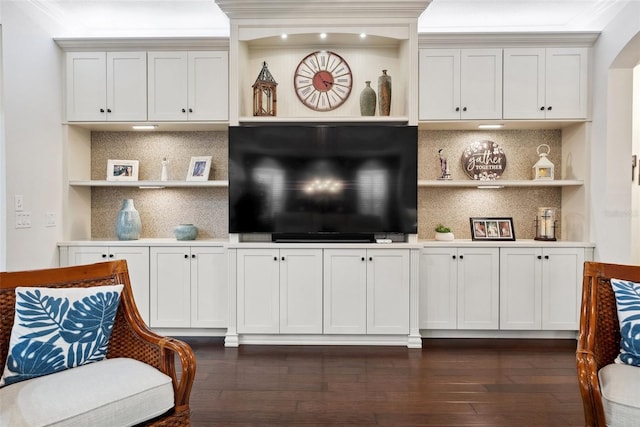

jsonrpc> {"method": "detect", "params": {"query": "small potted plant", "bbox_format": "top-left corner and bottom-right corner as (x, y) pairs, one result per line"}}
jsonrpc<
(435, 224), (454, 241)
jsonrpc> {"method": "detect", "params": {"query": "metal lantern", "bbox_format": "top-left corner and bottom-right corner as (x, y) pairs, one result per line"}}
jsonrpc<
(252, 61), (278, 116)
(533, 144), (554, 180)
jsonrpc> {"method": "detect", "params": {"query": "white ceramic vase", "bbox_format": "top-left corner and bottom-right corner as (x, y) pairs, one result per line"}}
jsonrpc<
(435, 232), (454, 241)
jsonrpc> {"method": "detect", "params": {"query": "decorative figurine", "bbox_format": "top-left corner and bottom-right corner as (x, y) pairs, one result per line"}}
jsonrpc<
(161, 157), (168, 181)
(438, 149), (452, 180)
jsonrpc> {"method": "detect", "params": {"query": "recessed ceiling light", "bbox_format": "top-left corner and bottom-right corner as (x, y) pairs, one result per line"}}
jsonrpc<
(132, 125), (158, 130)
(281, 33), (288, 39)
(478, 124), (504, 129)
(319, 33), (327, 39)
(360, 33), (367, 39)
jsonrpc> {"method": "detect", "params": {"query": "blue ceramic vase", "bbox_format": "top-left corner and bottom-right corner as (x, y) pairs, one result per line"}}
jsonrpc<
(173, 224), (198, 240)
(115, 199), (142, 240)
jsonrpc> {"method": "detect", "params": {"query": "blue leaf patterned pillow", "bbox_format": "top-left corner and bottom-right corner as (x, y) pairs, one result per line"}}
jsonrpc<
(611, 279), (640, 367)
(0, 285), (123, 387)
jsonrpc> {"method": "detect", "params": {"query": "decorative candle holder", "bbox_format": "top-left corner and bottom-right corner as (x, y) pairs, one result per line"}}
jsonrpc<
(534, 207), (557, 241)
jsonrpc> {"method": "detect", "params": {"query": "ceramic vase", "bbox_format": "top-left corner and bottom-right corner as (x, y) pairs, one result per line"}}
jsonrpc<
(359, 81), (376, 116)
(378, 69), (392, 116)
(115, 199), (142, 240)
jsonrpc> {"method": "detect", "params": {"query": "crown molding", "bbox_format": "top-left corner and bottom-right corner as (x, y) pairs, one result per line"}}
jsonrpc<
(418, 31), (600, 48)
(216, 0), (432, 20)
(54, 37), (229, 51)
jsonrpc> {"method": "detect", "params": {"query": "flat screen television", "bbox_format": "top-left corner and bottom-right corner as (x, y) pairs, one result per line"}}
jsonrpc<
(228, 125), (417, 242)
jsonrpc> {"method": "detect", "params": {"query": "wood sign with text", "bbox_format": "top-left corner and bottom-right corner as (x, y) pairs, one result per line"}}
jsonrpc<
(461, 140), (506, 181)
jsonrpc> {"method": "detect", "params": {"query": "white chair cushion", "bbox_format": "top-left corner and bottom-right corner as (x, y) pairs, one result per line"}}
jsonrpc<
(599, 363), (640, 427)
(0, 357), (174, 427)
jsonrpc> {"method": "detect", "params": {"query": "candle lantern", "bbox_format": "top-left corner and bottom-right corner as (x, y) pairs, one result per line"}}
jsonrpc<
(534, 207), (557, 241)
(533, 144), (554, 180)
(252, 61), (278, 116)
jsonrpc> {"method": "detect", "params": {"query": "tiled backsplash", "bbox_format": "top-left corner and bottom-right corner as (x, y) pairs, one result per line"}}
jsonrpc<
(90, 129), (562, 240)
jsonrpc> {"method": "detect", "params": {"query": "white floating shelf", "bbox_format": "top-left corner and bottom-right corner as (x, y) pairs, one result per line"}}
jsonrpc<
(69, 180), (229, 188)
(418, 180), (583, 188)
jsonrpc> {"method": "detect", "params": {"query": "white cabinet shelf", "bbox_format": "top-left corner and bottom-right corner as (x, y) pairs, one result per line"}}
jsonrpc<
(238, 116), (409, 125)
(69, 180), (229, 188)
(418, 179), (583, 188)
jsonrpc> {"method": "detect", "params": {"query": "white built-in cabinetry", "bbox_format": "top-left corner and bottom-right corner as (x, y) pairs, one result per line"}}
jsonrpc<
(64, 245), (150, 324)
(323, 249), (410, 335)
(419, 244), (591, 335)
(147, 51), (228, 121)
(419, 247), (499, 330)
(503, 48), (588, 119)
(236, 248), (323, 334)
(150, 246), (227, 328)
(500, 247), (584, 330)
(418, 49), (503, 120)
(66, 51), (147, 121)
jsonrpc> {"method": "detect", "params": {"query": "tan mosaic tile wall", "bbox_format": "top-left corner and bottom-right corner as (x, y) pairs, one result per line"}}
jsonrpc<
(418, 129), (562, 240)
(91, 131), (228, 239)
(89, 129), (563, 240)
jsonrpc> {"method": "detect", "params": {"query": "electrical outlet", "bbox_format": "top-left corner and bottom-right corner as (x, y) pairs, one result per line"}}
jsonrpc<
(46, 212), (57, 227)
(15, 211), (31, 228)
(14, 195), (23, 211)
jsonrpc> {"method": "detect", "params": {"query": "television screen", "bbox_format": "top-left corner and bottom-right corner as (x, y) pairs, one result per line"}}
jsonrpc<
(228, 125), (417, 241)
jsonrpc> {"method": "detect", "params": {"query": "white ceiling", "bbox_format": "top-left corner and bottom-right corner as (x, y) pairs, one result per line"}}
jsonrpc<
(12, 0), (630, 38)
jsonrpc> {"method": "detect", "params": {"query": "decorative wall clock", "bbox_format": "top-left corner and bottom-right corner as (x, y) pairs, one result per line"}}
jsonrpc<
(294, 50), (353, 111)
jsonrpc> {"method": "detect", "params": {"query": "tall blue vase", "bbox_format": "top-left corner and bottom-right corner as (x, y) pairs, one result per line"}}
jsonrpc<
(115, 199), (142, 240)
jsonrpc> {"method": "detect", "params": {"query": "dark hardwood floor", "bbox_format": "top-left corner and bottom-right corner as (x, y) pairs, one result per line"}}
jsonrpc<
(180, 338), (584, 426)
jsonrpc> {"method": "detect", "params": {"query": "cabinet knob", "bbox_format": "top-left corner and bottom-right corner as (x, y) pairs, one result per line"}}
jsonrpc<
(107, 108), (111, 113)
(547, 106), (552, 111)
(459, 255), (464, 260)
(462, 107), (467, 112)
(540, 106), (545, 111)
(537, 255), (542, 260)
(192, 254), (196, 259)
(109, 254), (114, 258)
(100, 108), (105, 113)
(281, 256), (285, 261)
(361, 257), (365, 261)
(189, 108), (193, 113)
(544, 255), (549, 260)
(452, 255), (456, 260)
(182, 108), (186, 113)
(455, 107), (460, 112)
(102, 253), (107, 258)
(369, 257), (373, 261)
(274, 256), (278, 261)
(184, 254), (189, 259)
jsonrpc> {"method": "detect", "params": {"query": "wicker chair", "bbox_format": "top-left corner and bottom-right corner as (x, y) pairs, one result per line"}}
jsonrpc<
(576, 261), (640, 427)
(0, 260), (196, 426)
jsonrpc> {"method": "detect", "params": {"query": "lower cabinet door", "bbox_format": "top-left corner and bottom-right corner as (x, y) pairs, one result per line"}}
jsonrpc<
(500, 248), (542, 330)
(191, 247), (228, 328)
(367, 249), (410, 334)
(150, 247), (191, 328)
(279, 249), (323, 334)
(457, 248), (499, 330)
(419, 247), (458, 329)
(324, 249), (367, 334)
(542, 247), (584, 330)
(237, 249), (280, 333)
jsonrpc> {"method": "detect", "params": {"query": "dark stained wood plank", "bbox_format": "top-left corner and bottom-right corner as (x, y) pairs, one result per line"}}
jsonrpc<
(180, 337), (584, 426)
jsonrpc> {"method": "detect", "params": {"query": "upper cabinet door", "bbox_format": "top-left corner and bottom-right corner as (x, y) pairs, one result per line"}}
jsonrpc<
(66, 52), (107, 121)
(419, 49), (460, 120)
(545, 48), (588, 119)
(459, 49), (503, 120)
(503, 48), (546, 119)
(148, 51), (189, 121)
(188, 51), (228, 121)
(106, 52), (147, 121)
(419, 49), (502, 120)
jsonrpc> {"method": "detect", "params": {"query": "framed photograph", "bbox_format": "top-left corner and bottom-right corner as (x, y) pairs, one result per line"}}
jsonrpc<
(470, 217), (515, 241)
(107, 159), (139, 181)
(186, 156), (212, 181)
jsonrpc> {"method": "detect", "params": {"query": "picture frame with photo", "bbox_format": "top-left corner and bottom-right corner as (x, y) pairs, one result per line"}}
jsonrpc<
(186, 156), (212, 181)
(107, 159), (139, 181)
(469, 217), (515, 241)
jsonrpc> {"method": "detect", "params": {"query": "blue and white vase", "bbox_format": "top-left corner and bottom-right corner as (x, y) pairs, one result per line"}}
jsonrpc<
(115, 199), (142, 240)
